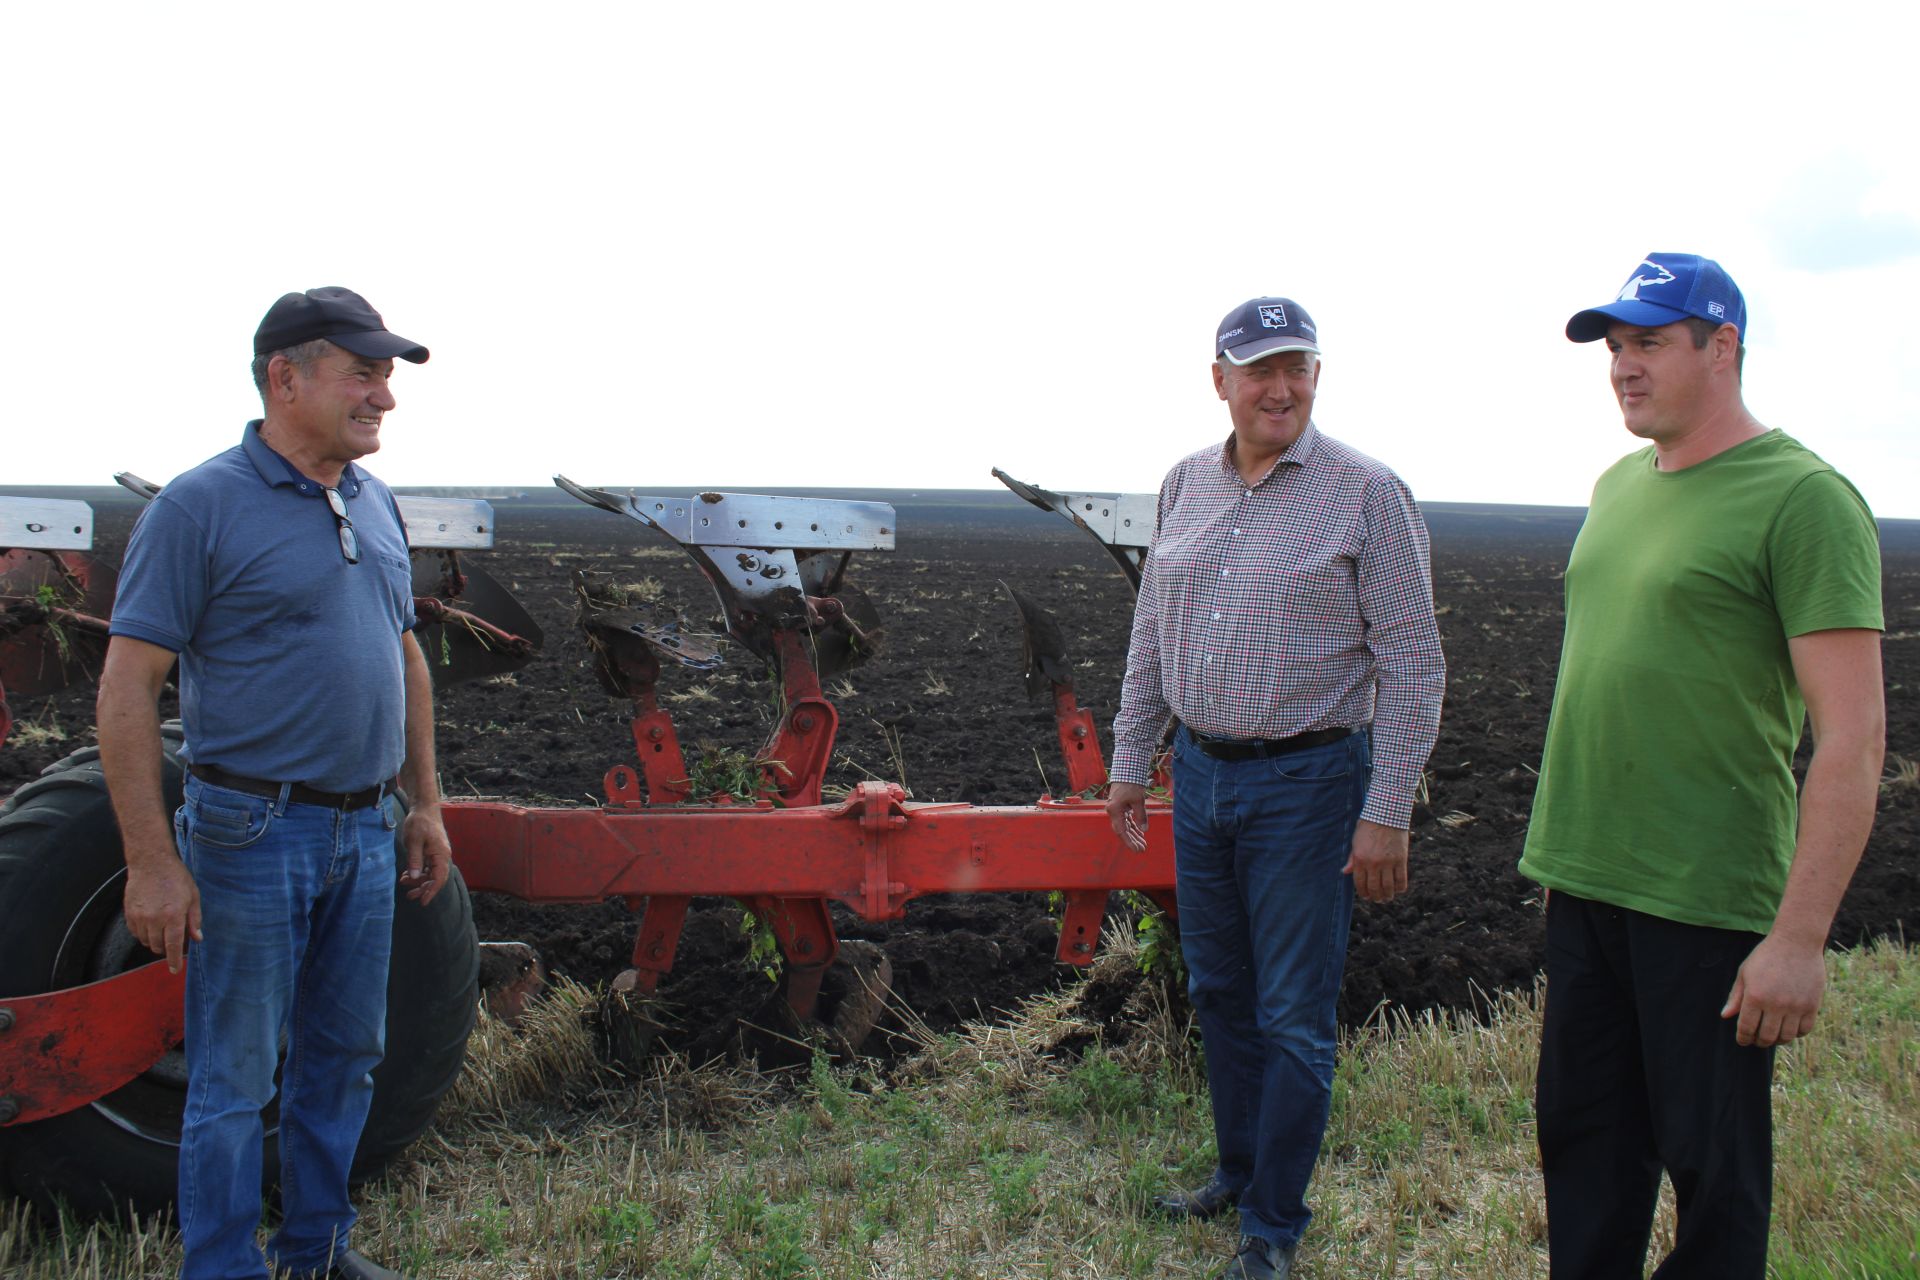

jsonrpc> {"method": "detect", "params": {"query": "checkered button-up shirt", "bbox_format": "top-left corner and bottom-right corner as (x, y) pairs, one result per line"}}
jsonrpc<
(1111, 423), (1446, 828)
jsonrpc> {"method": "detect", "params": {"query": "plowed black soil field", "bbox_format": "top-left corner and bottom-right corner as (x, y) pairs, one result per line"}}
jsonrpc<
(6, 490), (1916, 1062)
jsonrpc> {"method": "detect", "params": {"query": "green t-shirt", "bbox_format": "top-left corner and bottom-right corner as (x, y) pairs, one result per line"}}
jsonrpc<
(1519, 430), (1883, 934)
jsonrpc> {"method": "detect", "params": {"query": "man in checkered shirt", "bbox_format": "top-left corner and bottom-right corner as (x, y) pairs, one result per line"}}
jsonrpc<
(1107, 296), (1445, 1280)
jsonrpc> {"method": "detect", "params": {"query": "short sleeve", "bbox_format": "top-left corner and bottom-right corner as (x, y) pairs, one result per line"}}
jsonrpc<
(108, 496), (211, 653)
(1767, 470), (1883, 637)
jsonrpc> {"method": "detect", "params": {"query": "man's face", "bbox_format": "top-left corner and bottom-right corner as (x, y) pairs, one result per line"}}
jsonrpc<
(1213, 350), (1320, 456)
(279, 344), (398, 462)
(1604, 320), (1721, 443)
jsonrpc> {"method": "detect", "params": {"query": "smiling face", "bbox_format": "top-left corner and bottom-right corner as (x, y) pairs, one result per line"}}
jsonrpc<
(1213, 349), (1320, 465)
(272, 341), (399, 466)
(1604, 320), (1724, 445)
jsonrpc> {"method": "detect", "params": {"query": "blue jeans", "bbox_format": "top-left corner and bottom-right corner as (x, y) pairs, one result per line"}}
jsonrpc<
(174, 777), (398, 1280)
(1171, 725), (1369, 1249)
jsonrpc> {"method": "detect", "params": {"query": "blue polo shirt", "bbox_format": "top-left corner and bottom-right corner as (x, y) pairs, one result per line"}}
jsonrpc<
(111, 422), (417, 792)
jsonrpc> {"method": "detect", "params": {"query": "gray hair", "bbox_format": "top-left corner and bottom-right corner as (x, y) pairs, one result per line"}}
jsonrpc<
(251, 338), (335, 402)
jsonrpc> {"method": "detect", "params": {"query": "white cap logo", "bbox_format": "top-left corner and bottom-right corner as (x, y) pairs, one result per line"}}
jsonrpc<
(1617, 261), (1677, 301)
(1258, 304), (1288, 329)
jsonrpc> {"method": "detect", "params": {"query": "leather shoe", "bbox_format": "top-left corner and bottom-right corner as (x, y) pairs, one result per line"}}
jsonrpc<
(1152, 1173), (1240, 1220)
(1216, 1234), (1297, 1279)
(282, 1249), (410, 1280)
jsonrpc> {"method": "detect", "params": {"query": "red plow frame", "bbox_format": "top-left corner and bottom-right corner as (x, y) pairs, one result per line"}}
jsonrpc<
(2, 472), (1170, 1128)
(445, 476), (1174, 1021)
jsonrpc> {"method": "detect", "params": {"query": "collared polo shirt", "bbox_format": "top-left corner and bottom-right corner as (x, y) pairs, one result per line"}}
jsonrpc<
(1112, 423), (1446, 827)
(110, 422), (416, 792)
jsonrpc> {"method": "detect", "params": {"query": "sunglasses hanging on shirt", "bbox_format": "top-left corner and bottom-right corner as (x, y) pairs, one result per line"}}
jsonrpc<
(323, 486), (360, 564)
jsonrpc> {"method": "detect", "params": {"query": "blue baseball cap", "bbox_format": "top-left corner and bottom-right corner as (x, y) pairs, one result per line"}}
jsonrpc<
(1566, 253), (1746, 343)
(1215, 296), (1319, 364)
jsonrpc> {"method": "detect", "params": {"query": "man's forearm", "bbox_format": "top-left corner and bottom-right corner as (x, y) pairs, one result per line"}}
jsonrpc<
(1772, 733), (1882, 946)
(97, 668), (176, 865)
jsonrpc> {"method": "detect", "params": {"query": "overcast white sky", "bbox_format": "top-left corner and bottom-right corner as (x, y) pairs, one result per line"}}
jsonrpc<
(5, 2), (1917, 516)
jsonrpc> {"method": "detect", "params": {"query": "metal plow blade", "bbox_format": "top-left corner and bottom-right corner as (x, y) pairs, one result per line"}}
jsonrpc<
(1000, 582), (1073, 699)
(411, 558), (545, 685)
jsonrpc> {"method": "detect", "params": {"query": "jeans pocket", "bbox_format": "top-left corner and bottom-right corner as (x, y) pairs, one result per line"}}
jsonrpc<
(1266, 746), (1352, 784)
(190, 789), (276, 849)
(379, 793), (401, 832)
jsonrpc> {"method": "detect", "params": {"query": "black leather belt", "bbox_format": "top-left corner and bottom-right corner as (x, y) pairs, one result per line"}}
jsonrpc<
(1184, 724), (1356, 761)
(189, 763), (394, 811)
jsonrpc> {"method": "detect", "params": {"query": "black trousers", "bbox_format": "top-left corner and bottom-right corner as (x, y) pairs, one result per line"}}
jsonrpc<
(1536, 892), (1776, 1279)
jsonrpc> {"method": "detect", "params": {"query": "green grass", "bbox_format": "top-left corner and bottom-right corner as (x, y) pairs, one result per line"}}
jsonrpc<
(4, 941), (1916, 1278)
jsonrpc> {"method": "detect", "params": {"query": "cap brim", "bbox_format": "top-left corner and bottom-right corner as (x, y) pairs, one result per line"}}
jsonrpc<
(1565, 300), (1691, 343)
(1220, 338), (1319, 365)
(330, 329), (431, 363)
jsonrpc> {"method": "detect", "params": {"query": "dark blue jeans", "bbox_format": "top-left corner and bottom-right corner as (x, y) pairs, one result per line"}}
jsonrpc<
(174, 776), (398, 1280)
(1171, 725), (1369, 1249)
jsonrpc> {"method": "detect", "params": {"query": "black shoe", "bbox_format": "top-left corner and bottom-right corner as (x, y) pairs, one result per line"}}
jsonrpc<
(1152, 1173), (1241, 1221)
(284, 1249), (410, 1280)
(1216, 1234), (1297, 1280)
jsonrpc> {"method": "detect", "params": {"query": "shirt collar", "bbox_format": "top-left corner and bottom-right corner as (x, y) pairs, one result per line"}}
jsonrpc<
(242, 420), (363, 498)
(1217, 421), (1320, 488)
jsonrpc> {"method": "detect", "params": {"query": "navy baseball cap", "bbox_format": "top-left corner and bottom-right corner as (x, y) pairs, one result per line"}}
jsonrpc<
(254, 287), (430, 363)
(1566, 254), (1746, 343)
(1215, 296), (1319, 365)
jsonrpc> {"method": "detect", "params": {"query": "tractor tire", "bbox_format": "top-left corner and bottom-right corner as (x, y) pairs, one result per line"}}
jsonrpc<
(0, 729), (479, 1219)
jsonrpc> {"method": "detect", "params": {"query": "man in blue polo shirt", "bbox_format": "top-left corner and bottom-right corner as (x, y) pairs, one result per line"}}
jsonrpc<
(97, 287), (450, 1280)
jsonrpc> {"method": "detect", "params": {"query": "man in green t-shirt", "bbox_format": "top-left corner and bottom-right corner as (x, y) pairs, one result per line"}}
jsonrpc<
(1520, 253), (1885, 1278)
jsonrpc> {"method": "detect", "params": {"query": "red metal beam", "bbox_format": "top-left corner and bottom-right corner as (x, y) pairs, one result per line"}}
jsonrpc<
(441, 783), (1174, 914)
(0, 961), (185, 1127)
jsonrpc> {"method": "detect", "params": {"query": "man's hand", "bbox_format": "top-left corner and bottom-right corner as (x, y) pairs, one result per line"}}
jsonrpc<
(1721, 932), (1826, 1047)
(123, 851), (201, 973)
(1343, 819), (1410, 903)
(399, 801), (453, 906)
(1107, 782), (1149, 852)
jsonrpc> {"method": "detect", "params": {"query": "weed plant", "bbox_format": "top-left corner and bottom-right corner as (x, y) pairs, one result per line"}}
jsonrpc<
(4, 942), (1915, 1278)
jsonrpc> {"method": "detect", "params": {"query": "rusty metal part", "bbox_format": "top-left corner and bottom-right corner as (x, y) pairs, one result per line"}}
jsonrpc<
(113, 472), (162, 501)
(1004, 583), (1073, 696)
(0, 549), (116, 697)
(476, 941), (547, 1025)
(573, 574), (727, 806)
(992, 469), (1155, 593)
(1002, 583), (1109, 796)
(408, 551), (545, 685)
(0, 961), (186, 1127)
(555, 476), (891, 674)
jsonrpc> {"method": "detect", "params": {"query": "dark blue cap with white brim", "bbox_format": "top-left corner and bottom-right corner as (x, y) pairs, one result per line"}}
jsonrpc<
(1215, 296), (1319, 365)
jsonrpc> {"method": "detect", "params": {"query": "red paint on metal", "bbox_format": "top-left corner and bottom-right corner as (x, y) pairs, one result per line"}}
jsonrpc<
(441, 784), (1176, 1019)
(1052, 687), (1108, 796)
(0, 961), (185, 1126)
(629, 709), (691, 805)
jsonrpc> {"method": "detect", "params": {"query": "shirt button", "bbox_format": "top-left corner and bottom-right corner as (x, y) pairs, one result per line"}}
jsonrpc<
(1221, 568), (1230, 577)
(1243, 489), (1253, 499)
(1212, 611), (1222, 621)
(1204, 655), (1212, 664)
